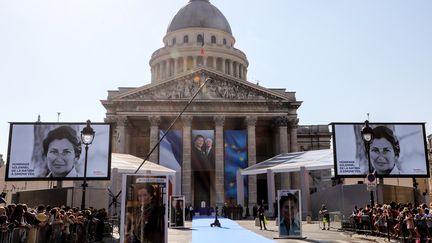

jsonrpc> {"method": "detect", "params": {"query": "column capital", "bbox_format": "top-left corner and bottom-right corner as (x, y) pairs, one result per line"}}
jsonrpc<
(214, 116), (225, 127)
(181, 116), (193, 126)
(148, 116), (160, 126)
(289, 118), (299, 129)
(274, 116), (289, 127)
(116, 116), (129, 127)
(104, 116), (116, 124)
(245, 116), (257, 127)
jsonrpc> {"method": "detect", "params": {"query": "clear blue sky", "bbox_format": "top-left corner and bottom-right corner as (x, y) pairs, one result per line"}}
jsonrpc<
(1, 0), (431, 156)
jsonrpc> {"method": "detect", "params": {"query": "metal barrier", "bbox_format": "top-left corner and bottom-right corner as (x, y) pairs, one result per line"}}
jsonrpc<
(0, 220), (114, 243)
(340, 215), (432, 243)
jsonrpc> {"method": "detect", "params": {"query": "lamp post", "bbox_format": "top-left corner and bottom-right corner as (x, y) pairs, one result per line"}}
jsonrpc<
(361, 120), (375, 207)
(80, 120), (95, 210)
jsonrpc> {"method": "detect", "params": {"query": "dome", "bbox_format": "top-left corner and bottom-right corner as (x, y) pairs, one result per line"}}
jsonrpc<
(167, 0), (232, 34)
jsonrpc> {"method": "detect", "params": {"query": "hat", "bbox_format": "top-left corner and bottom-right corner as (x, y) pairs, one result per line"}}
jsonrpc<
(36, 213), (48, 222)
(403, 207), (409, 212)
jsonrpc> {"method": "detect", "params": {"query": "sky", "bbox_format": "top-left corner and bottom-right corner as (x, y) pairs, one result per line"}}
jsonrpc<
(0, 0), (431, 157)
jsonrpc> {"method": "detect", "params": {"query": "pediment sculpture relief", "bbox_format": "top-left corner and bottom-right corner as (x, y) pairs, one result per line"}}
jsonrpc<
(130, 78), (280, 100)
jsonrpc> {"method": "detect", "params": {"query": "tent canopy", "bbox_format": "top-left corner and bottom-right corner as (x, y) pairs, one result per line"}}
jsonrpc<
(111, 153), (176, 175)
(241, 149), (333, 175)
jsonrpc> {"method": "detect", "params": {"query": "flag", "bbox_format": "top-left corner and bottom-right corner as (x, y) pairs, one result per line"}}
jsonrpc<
(224, 130), (248, 202)
(200, 33), (205, 56)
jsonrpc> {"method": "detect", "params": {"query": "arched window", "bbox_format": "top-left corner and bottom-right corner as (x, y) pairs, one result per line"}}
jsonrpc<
(223, 38), (227, 45)
(184, 35), (189, 43)
(211, 35), (216, 44)
(197, 34), (204, 45)
(172, 37), (176, 45)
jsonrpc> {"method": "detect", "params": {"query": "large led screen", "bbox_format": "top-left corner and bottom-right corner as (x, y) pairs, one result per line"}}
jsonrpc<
(6, 122), (112, 181)
(332, 123), (429, 178)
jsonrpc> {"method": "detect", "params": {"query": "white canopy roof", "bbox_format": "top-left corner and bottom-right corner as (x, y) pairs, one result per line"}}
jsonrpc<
(241, 149), (333, 175)
(111, 153), (176, 175)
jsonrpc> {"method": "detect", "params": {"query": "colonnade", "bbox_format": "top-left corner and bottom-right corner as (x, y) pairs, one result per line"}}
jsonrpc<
(109, 115), (299, 209)
(151, 56), (248, 82)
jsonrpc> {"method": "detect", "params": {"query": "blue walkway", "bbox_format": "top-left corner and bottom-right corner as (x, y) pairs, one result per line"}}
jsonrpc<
(192, 217), (275, 243)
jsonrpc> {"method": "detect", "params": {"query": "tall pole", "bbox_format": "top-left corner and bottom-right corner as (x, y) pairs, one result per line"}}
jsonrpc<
(365, 141), (375, 207)
(81, 144), (89, 210)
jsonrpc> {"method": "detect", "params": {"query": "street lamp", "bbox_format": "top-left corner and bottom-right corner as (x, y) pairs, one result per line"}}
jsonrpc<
(361, 120), (375, 207)
(80, 120), (95, 210)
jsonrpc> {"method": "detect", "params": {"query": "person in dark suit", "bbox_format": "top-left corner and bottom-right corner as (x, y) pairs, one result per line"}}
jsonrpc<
(191, 135), (209, 171)
(258, 204), (267, 230)
(253, 204), (258, 219)
(204, 137), (215, 169)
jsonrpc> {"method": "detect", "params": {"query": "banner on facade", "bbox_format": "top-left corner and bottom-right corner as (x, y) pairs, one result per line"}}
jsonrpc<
(332, 123), (429, 177)
(159, 130), (182, 195)
(224, 130), (248, 203)
(6, 122), (111, 181)
(191, 130), (215, 171)
(191, 130), (214, 207)
(277, 189), (302, 238)
(120, 174), (168, 243)
(169, 195), (185, 228)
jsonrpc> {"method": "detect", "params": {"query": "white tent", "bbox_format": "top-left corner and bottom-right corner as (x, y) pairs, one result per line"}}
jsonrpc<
(239, 149), (333, 217)
(111, 153), (176, 175)
(108, 153), (176, 216)
(241, 149), (333, 175)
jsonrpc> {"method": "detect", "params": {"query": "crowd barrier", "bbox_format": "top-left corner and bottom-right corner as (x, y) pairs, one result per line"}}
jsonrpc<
(340, 214), (432, 243)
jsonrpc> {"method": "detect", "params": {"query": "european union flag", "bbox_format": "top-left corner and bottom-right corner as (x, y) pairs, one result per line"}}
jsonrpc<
(224, 130), (248, 203)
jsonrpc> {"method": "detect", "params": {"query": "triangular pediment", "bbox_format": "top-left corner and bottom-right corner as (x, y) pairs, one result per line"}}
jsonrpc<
(111, 69), (294, 102)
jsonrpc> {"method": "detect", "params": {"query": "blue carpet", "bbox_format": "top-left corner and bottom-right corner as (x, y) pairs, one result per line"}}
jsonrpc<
(192, 217), (275, 243)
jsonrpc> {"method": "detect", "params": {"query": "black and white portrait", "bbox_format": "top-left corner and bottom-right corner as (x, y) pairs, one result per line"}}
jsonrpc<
(6, 122), (111, 180)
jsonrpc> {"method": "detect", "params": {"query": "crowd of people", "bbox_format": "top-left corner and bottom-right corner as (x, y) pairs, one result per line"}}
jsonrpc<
(0, 203), (108, 243)
(350, 201), (432, 242)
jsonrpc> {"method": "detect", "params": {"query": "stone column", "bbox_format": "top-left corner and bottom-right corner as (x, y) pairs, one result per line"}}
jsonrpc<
(229, 60), (234, 76)
(193, 56), (197, 68)
(115, 116), (128, 154)
(214, 116), (225, 207)
(149, 116), (160, 163)
(275, 117), (290, 189)
(267, 170), (276, 216)
(289, 118), (299, 152)
(222, 59), (226, 74)
(236, 63), (240, 78)
(183, 57), (187, 72)
(275, 117), (289, 154)
(245, 116), (257, 208)
(165, 61), (169, 79)
(104, 117), (118, 152)
(182, 116), (193, 206)
(174, 58), (178, 76)
(300, 166), (311, 219)
(213, 57), (216, 70)
(289, 118), (300, 189)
